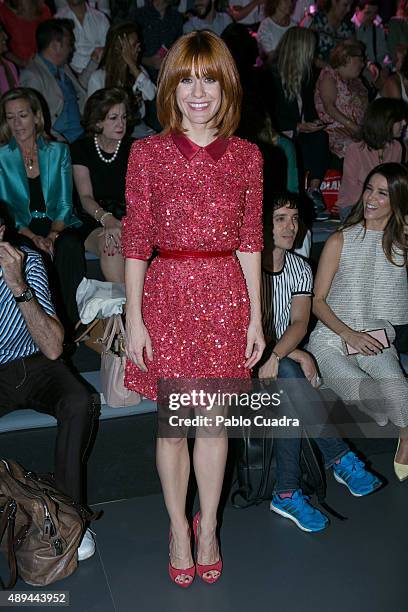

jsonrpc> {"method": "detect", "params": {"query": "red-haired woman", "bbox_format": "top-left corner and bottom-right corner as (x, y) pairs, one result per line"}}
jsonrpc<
(122, 31), (265, 587)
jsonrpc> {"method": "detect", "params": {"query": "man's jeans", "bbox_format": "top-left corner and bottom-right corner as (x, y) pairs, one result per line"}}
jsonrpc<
(0, 354), (97, 503)
(274, 357), (349, 494)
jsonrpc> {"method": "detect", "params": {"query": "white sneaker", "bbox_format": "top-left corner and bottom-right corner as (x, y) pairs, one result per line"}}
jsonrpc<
(77, 528), (96, 561)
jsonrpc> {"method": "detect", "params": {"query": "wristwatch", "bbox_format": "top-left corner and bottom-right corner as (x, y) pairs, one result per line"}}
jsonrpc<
(14, 287), (34, 303)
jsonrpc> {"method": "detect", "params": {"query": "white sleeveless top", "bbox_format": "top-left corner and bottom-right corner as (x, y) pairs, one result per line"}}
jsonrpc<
(315, 224), (408, 331)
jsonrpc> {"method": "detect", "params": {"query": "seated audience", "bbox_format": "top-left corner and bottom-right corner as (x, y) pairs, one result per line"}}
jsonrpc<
(263, 27), (331, 218)
(55, 0), (111, 18)
(257, 0), (296, 59)
(293, 0), (314, 23)
(71, 88), (134, 284)
(20, 19), (86, 144)
(129, 0), (183, 82)
(259, 194), (381, 532)
(0, 87), (85, 334)
(183, 0), (232, 36)
(0, 24), (18, 94)
(382, 48), (408, 101)
(387, 1), (408, 64)
(307, 163), (408, 480)
(56, 0), (109, 74)
(309, 0), (355, 65)
(0, 0), (51, 69)
(351, 0), (389, 68)
(337, 98), (407, 220)
(87, 22), (156, 138)
(0, 201), (96, 561)
(315, 40), (368, 159)
(227, 0), (264, 28)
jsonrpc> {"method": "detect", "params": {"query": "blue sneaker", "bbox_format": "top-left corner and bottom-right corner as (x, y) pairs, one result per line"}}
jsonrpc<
(332, 451), (382, 497)
(270, 490), (329, 532)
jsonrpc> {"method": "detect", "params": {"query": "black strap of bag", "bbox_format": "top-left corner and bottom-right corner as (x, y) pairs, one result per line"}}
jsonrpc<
(0, 500), (18, 590)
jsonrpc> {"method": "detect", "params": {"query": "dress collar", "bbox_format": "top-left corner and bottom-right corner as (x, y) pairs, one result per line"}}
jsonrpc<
(171, 132), (229, 162)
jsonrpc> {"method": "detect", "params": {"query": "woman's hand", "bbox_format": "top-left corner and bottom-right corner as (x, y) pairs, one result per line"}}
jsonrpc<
(100, 215), (122, 256)
(342, 330), (384, 356)
(295, 350), (321, 388)
(32, 234), (54, 256)
(244, 320), (265, 369)
(297, 121), (327, 133)
(258, 354), (279, 380)
(125, 315), (153, 372)
(120, 35), (141, 77)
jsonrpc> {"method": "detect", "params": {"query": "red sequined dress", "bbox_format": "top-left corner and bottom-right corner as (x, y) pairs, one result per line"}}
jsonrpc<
(122, 132), (263, 400)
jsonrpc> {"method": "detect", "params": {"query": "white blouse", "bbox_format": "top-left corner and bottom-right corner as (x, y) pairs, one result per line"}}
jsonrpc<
(87, 67), (157, 118)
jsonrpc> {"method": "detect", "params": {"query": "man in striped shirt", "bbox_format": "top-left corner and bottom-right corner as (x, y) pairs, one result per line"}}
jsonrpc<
(259, 194), (381, 532)
(0, 204), (96, 560)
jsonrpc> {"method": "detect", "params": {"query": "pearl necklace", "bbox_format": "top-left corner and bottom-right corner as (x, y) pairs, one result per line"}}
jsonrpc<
(94, 135), (121, 163)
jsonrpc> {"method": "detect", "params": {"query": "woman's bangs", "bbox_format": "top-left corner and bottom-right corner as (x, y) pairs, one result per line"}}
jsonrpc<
(177, 42), (223, 82)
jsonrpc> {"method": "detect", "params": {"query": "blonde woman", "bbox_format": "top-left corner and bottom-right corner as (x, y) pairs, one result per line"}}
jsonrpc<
(263, 27), (331, 218)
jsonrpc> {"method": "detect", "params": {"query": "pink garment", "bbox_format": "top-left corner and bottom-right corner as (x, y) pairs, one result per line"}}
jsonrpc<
(315, 65), (368, 158)
(122, 133), (263, 400)
(0, 58), (18, 94)
(337, 140), (402, 209)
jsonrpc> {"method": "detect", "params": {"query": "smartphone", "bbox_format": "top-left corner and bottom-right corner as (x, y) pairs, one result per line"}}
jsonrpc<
(343, 328), (390, 356)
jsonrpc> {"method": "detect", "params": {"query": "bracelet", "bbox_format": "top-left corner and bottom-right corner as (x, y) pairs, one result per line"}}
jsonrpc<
(271, 351), (280, 364)
(94, 207), (102, 221)
(100, 212), (113, 227)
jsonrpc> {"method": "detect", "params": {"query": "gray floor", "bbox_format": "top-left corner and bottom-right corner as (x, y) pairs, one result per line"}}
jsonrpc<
(1, 450), (406, 612)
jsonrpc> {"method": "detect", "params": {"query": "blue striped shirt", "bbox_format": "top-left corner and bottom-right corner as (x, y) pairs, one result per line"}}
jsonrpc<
(0, 247), (56, 365)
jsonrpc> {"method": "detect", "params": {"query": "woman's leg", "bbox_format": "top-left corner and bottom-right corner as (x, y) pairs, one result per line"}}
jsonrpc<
(357, 349), (408, 463)
(193, 435), (227, 575)
(85, 229), (125, 284)
(156, 437), (193, 577)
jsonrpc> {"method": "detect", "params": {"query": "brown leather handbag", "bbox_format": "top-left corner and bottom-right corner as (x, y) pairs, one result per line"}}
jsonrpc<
(0, 459), (96, 588)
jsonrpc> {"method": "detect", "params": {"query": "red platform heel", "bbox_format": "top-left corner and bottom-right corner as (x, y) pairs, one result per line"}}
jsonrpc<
(168, 530), (195, 588)
(193, 512), (223, 584)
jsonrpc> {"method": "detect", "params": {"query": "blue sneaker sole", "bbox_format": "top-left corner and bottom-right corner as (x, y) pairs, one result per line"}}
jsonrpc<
(333, 470), (376, 496)
(270, 502), (328, 533)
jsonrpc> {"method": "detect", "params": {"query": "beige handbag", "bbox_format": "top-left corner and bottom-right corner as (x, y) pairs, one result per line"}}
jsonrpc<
(100, 315), (141, 408)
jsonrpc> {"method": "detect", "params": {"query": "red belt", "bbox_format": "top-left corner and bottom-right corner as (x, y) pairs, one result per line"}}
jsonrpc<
(158, 249), (234, 259)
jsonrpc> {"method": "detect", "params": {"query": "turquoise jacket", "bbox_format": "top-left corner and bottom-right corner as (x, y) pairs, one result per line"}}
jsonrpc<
(0, 137), (80, 230)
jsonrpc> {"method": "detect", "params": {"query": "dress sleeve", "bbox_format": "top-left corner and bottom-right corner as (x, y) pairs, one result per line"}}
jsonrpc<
(122, 141), (155, 260)
(53, 144), (74, 225)
(238, 144), (263, 252)
(70, 138), (89, 167)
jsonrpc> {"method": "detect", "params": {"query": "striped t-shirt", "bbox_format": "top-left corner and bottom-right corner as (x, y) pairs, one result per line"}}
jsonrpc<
(261, 251), (313, 341)
(0, 247), (55, 365)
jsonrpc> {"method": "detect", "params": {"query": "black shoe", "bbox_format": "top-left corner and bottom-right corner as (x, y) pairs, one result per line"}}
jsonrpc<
(308, 189), (330, 221)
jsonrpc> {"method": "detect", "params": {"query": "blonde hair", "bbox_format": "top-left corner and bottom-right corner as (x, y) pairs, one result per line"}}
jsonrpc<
(275, 27), (316, 102)
(157, 31), (242, 137)
(0, 88), (46, 145)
